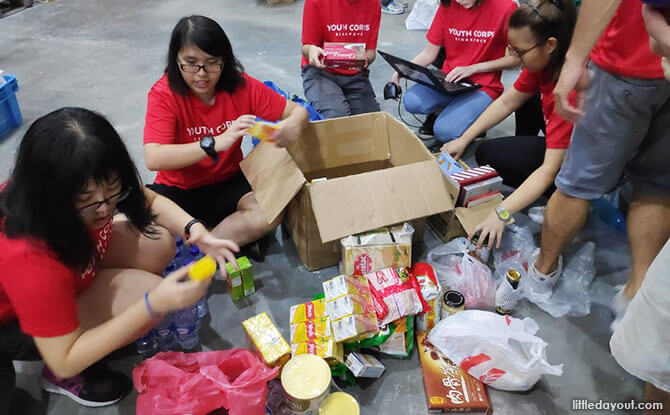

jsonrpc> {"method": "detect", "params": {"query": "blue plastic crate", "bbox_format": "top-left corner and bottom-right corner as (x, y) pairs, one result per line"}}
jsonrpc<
(0, 74), (23, 141)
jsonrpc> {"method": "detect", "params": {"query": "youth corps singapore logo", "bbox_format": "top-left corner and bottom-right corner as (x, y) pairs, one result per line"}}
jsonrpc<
(326, 23), (371, 37)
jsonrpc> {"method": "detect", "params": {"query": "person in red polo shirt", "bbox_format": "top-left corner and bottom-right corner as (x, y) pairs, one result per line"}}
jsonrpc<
(440, 0), (577, 251)
(301, 0), (382, 119)
(389, 0), (519, 144)
(144, 16), (309, 261)
(0, 108), (239, 410)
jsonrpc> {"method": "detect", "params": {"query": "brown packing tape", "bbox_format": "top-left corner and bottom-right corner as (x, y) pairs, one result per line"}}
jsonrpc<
(309, 160), (453, 243)
(240, 143), (305, 224)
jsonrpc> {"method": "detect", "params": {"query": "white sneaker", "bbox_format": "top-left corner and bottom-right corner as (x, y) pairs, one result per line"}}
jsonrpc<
(396, 0), (409, 7)
(495, 276), (522, 314)
(382, 1), (404, 14)
(525, 248), (563, 299)
(609, 285), (631, 332)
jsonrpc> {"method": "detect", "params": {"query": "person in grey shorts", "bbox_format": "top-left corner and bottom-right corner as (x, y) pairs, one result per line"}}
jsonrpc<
(525, 0), (670, 325)
(300, 0), (382, 119)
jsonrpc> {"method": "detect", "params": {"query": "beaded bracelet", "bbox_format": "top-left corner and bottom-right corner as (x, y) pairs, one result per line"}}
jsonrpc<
(144, 291), (161, 317)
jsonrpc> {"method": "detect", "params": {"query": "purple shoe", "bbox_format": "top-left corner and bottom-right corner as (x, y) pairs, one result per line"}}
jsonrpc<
(40, 364), (129, 407)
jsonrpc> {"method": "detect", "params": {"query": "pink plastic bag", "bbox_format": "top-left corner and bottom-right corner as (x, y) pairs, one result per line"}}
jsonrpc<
(132, 349), (279, 415)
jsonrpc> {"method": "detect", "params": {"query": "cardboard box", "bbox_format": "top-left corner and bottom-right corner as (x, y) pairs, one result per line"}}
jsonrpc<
(225, 256), (254, 299)
(340, 223), (413, 275)
(225, 262), (244, 301)
(240, 112), (458, 270)
(345, 352), (385, 378)
(238, 256), (255, 296)
(290, 298), (328, 325)
(417, 331), (491, 414)
(291, 336), (344, 363)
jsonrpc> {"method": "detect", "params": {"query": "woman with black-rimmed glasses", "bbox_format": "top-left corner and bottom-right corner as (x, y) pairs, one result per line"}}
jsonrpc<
(0, 107), (239, 410)
(143, 16), (309, 261)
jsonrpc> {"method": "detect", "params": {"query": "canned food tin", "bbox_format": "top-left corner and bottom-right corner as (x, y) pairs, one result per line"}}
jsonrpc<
(281, 354), (332, 415)
(441, 290), (465, 316)
(319, 392), (360, 415)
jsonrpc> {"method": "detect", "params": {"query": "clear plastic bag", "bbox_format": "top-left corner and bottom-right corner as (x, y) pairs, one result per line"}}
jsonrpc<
(133, 349), (279, 415)
(405, 0), (440, 30)
(427, 238), (496, 310)
(428, 310), (563, 391)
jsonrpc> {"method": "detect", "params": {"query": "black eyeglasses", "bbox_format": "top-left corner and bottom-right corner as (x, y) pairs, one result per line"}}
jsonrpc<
(507, 42), (544, 58)
(77, 188), (131, 217)
(178, 62), (223, 74)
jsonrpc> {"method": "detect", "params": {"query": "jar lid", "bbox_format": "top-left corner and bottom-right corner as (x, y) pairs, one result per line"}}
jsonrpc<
(506, 269), (521, 282)
(320, 392), (360, 415)
(281, 354), (331, 400)
(444, 290), (465, 308)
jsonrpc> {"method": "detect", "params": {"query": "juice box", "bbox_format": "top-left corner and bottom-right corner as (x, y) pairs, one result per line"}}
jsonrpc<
(243, 312), (291, 368)
(238, 256), (255, 296)
(330, 313), (378, 343)
(291, 336), (344, 363)
(322, 274), (370, 301)
(326, 293), (376, 320)
(290, 317), (331, 343)
(225, 261), (244, 301)
(289, 298), (328, 325)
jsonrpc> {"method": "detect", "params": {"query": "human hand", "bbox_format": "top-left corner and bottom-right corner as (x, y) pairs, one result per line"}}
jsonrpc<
(469, 210), (507, 250)
(440, 137), (469, 160)
(186, 225), (239, 278)
(553, 58), (591, 123)
(271, 119), (300, 148)
(445, 65), (479, 83)
(215, 114), (256, 152)
(308, 45), (326, 68)
(147, 266), (212, 314)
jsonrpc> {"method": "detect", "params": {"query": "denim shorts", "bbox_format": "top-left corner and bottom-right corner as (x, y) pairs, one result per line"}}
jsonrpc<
(555, 63), (670, 199)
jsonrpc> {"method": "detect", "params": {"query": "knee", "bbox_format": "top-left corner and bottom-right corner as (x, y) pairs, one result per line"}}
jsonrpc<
(433, 119), (461, 143)
(317, 103), (351, 119)
(255, 207), (283, 235)
(402, 90), (425, 114)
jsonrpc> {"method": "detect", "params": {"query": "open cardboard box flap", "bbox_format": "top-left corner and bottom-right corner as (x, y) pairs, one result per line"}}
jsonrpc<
(454, 194), (505, 235)
(239, 142), (306, 224)
(308, 159), (454, 243)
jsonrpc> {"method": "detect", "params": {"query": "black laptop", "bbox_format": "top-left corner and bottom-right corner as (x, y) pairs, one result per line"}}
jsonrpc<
(379, 50), (481, 95)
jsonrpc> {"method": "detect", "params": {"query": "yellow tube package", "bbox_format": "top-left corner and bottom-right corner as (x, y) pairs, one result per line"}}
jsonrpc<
(188, 255), (217, 282)
(289, 298), (327, 325)
(290, 317), (331, 343)
(248, 121), (278, 143)
(242, 312), (291, 367)
(291, 336), (344, 363)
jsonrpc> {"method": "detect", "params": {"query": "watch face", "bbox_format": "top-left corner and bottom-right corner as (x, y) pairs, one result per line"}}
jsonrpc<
(201, 136), (214, 148)
(497, 207), (511, 221)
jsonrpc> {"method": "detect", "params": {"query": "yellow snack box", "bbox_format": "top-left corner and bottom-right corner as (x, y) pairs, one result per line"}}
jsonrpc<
(291, 336), (344, 363)
(326, 293), (376, 320)
(188, 255), (217, 282)
(248, 121), (278, 143)
(290, 317), (331, 344)
(242, 312), (291, 367)
(330, 313), (378, 343)
(322, 274), (371, 301)
(289, 298), (327, 325)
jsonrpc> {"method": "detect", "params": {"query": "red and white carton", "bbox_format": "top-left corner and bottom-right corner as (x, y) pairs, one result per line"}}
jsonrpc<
(457, 176), (504, 207)
(464, 190), (503, 208)
(450, 165), (498, 187)
(323, 42), (366, 71)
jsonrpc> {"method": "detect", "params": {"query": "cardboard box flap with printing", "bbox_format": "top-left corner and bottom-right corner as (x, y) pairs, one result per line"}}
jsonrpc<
(241, 112), (454, 270)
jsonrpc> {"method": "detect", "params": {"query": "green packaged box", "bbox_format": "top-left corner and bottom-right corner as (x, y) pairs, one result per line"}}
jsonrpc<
(238, 256), (255, 296)
(225, 261), (244, 301)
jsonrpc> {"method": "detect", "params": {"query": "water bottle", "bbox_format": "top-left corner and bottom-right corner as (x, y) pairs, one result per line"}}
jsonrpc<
(163, 262), (176, 278)
(136, 330), (158, 358)
(174, 305), (199, 350)
(591, 197), (626, 233)
(188, 246), (210, 318)
(154, 313), (179, 351)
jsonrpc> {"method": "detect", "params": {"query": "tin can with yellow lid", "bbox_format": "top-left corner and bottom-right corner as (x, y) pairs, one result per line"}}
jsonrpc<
(319, 392), (360, 415)
(281, 354), (331, 415)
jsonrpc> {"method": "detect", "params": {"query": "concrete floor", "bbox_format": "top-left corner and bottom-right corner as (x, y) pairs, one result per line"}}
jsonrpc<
(0, 1), (644, 414)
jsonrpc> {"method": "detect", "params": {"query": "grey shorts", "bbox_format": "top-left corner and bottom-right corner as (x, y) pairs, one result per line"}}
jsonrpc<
(302, 65), (380, 119)
(555, 63), (670, 200)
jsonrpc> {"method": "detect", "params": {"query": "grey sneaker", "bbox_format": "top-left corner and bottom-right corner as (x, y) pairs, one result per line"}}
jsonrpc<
(525, 248), (563, 299)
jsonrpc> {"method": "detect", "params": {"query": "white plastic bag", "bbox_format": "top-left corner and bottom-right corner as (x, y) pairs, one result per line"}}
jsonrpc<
(405, 0), (440, 31)
(428, 310), (563, 391)
(427, 238), (495, 310)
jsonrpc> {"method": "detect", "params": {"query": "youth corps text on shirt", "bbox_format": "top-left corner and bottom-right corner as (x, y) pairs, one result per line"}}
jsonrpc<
(326, 23), (371, 37)
(185, 120), (234, 141)
(448, 28), (495, 43)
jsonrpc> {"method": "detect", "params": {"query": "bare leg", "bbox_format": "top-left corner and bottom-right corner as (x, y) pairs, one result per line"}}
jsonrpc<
(644, 383), (670, 415)
(535, 190), (590, 274)
(211, 191), (283, 246)
(624, 193), (670, 299)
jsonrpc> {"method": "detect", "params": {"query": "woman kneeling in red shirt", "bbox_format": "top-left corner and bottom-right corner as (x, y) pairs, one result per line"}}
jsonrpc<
(0, 107), (239, 409)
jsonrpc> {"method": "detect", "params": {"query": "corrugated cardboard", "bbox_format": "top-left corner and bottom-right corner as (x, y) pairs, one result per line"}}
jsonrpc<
(241, 112), (488, 270)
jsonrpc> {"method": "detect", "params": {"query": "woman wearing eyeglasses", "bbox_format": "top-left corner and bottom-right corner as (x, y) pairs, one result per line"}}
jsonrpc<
(441, 0), (578, 249)
(389, 0), (519, 144)
(0, 107), (240, 409)
(143, 16), (309, 261)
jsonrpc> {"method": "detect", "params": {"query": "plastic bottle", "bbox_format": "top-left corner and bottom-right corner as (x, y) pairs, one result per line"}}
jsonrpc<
(154, 313), (179, 351)
(591, 197), (626, 233)
(174, 305), (200, 350)
(136, 330), (158, 358)
(188, 246), (210, 318)
(163, 262), (176, 278)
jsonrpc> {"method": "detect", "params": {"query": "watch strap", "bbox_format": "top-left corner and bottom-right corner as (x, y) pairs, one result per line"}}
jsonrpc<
(184, 219), (205, 238)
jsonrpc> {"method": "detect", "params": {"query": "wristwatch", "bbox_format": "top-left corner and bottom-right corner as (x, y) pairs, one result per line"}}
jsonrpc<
(200, 136), (218, 161)
(495, 205), (512, 222)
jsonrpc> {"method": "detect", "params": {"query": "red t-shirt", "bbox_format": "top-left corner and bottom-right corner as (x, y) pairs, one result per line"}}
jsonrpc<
(301, 0), (381, 75)
(513, 69), (573, 150)
(590, 0), (663, 79)
(427, 0), (516, 100)
(143, 74), (287, 189)
(0, 218), (113, 336)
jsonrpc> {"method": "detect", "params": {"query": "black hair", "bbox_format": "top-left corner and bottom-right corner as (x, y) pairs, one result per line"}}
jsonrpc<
(165, 15), (246, 95)
(509, 0), (577, 80)
(0, 107), (157, 271)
